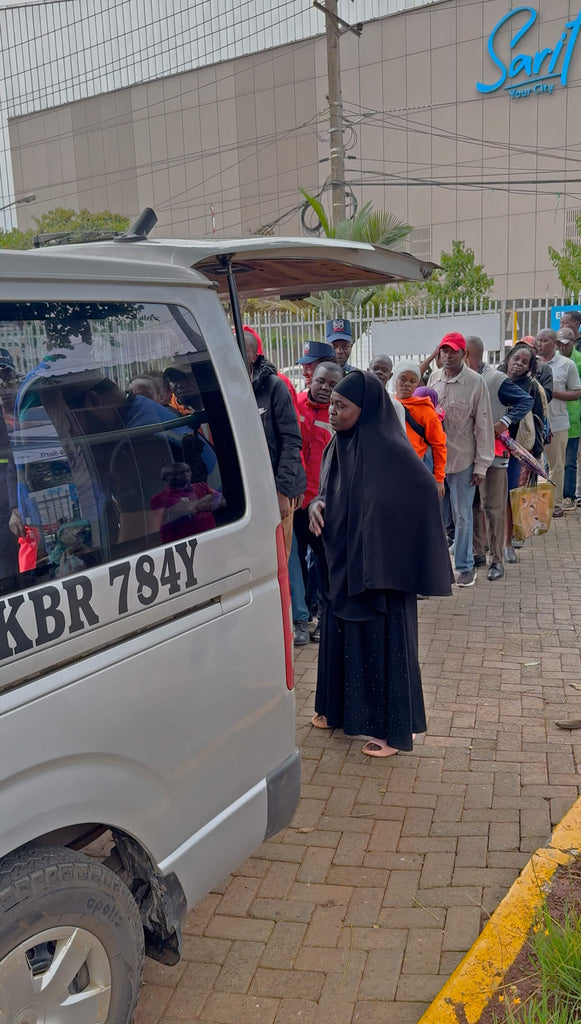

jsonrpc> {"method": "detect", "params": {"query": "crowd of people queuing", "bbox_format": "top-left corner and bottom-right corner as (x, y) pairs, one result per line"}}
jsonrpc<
(243, 312), (581, 758)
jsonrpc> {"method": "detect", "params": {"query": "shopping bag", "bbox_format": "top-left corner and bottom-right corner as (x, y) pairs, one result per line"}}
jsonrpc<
(510, 483), (554, 541)
(17, 525), (41, 572)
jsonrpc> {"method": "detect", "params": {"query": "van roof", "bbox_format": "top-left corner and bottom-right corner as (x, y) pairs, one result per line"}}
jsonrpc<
(20, 235), (437, 298)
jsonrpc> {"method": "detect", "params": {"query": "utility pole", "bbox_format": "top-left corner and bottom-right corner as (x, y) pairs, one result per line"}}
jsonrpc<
(313, 1), (362, 228)
(325, 0), (346, 227)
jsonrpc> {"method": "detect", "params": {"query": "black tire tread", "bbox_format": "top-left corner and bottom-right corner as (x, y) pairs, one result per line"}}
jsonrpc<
(0, 843), (144, 1022)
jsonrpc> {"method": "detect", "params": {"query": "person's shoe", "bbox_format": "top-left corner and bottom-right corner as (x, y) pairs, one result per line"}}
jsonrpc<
(552, 506), (564, 519)
(311, 621), (320, 642)
(504, 545), (518, 563)
(294, 621), (310, 645)
(576, 497), (581, 508)
(474, 555), (487, 567)
(512, 538), (524, 549)
(563, 497), (575, 511)
(487, 563), (505, 581)
(456, 569), (476, 587)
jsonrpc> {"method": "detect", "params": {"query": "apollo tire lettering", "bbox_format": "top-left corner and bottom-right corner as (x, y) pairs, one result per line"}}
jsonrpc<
(0, 539), (198, 662)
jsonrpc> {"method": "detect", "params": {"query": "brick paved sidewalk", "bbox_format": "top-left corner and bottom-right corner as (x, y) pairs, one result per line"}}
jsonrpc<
(135, 516), (581, 1024)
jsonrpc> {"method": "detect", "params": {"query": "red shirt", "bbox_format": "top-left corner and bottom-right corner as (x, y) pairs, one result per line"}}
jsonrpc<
(150, 483), (218, 542)
(297, 391), (334, 507)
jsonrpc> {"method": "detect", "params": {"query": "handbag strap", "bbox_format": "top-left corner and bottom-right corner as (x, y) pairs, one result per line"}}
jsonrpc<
(404, 407), (427, 441)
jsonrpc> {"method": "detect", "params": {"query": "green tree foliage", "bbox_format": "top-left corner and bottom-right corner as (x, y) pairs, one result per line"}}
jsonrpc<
(374, 240), (494, 314)
(299, 188), (412, 249)
(548, 217), (581, 295)
(298, 189), (413, 313)
(424, 240), (494, 307)
(0, 207), (130, 250)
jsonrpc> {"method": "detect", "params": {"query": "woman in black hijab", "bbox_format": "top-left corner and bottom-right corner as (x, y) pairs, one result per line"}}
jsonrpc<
(309, 370), (452, 757)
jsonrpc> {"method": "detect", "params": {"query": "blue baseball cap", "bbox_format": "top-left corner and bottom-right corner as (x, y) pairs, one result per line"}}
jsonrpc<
(296, 340), (336, 365)
(326, 318), (353, 343)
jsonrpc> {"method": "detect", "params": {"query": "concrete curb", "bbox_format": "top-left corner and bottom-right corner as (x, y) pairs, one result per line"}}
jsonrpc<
(417, 795), (581, 1024)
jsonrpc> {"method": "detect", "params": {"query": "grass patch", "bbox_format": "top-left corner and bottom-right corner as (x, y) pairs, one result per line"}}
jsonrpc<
(491, 884), (581, 1023)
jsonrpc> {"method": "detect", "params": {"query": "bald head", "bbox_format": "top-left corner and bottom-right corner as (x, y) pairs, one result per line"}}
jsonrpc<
(535, 328), (557, 362)
(464, 336), (484, 372)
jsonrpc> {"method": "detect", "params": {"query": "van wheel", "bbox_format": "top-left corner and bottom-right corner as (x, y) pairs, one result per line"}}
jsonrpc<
(0, 845), (144, 1024)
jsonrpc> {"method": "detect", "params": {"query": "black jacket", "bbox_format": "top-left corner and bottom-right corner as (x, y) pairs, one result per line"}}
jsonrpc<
(251, 356), (306, 499)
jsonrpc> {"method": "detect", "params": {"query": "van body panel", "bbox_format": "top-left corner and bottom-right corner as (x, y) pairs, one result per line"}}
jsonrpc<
(0, 267), (297, 909)
(0, 578), (295, 876)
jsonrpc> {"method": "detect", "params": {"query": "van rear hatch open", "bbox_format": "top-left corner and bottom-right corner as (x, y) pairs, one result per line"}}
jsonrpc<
(189, 237), (438, 298)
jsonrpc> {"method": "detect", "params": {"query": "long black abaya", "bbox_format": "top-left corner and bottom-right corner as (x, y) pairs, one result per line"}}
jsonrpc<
(313, 371), (452, 748)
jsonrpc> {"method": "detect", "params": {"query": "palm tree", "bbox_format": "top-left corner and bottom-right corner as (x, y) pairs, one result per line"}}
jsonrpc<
(300, 188), (412, 249)
(299, 189), (413, 313)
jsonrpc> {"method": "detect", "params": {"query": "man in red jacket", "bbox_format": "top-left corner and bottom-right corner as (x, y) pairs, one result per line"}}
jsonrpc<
(292, 360), (343, 643)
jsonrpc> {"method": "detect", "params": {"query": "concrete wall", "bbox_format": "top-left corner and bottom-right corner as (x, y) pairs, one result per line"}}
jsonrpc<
(8, 0), (581, 298)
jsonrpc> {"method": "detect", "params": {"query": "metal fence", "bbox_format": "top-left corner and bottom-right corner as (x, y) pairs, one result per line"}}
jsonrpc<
(245, 296), (569, 388)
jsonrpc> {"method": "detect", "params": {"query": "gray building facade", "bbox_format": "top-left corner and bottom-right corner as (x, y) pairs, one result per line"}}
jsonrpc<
(6, 0), (581, 298)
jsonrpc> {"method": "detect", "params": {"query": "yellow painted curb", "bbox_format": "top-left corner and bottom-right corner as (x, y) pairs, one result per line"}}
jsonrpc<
(417, 795), (581, 1024)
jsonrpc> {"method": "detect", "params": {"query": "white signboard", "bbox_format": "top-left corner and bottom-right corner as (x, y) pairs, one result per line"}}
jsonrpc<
(371, 313), (503, 359)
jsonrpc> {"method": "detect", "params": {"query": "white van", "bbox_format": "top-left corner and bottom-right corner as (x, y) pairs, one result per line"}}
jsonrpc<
(0, 218), (435, 1024)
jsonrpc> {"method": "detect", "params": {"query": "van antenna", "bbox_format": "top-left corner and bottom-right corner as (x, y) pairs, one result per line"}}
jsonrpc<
(114, 207), (158, 243)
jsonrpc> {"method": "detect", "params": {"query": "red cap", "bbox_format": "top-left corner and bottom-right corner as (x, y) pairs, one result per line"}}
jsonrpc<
(519, 335), (536, 349)
(439, 332), (466, 352)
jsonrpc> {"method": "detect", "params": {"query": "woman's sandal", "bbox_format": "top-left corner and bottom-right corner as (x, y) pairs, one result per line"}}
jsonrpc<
(362, 740), (400, 758)
(362, 734), (417, 758)
(311, 714), (331, 729)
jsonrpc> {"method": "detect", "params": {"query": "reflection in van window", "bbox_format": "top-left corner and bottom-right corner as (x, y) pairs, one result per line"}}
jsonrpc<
(0, 302), (244, 597)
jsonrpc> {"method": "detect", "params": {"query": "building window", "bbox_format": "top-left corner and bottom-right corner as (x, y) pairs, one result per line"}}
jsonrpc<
(565, 208), (581, 241)
(405, 226), (432, 262)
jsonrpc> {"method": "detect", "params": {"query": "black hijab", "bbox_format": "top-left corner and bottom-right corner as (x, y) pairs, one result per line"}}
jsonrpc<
(319, 370), (453, 599)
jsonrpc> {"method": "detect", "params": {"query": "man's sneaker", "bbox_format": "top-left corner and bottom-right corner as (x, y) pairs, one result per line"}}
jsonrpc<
(474, 555), (487, 567)
(456, 569), (477, 587)
(311, 622), (320, 642)
(553, 506), (564, 519)
(294, 621), (310, 645)
(563, 497), (575, 511)
(576, 497), (581, 508)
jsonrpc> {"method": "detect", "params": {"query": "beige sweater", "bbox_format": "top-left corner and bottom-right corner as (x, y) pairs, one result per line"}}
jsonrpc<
(428, 364), (494, 476)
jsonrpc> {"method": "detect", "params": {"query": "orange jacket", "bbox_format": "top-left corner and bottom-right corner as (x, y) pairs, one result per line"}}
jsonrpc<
(399, 395), (447, 482)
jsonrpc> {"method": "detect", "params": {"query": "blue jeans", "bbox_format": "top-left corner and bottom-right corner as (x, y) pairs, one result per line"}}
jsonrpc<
(564, 437), (579, 500)
(445, 463), (475, 574)
(289, 531), (308, 623)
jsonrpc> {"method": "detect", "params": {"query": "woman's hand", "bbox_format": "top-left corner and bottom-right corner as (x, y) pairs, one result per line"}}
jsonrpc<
(309, 499), (325, 536)
(436, 480), (445, 499)
(9, 509), (25, 538)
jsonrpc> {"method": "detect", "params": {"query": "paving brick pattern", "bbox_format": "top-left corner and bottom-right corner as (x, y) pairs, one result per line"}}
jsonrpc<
(136, 518), (581, 1024)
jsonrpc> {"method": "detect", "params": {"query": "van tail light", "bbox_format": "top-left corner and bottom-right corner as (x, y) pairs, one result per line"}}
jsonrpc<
(275, 522), (295, 691)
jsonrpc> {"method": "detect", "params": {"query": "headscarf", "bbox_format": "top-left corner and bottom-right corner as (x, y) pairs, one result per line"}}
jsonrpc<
(334, 369), (365, 407)
(393, 360), (422, 383)
(414, 386), (438, 407)
(414, 385), (445, 421)
(319, 371), (453, 599)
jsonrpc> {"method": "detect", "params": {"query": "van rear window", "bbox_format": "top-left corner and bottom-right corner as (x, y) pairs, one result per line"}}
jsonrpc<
(0, 301), (245, 597)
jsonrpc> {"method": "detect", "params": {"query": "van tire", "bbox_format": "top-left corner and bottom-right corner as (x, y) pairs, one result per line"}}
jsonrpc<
(0, 844), (144, 1024)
